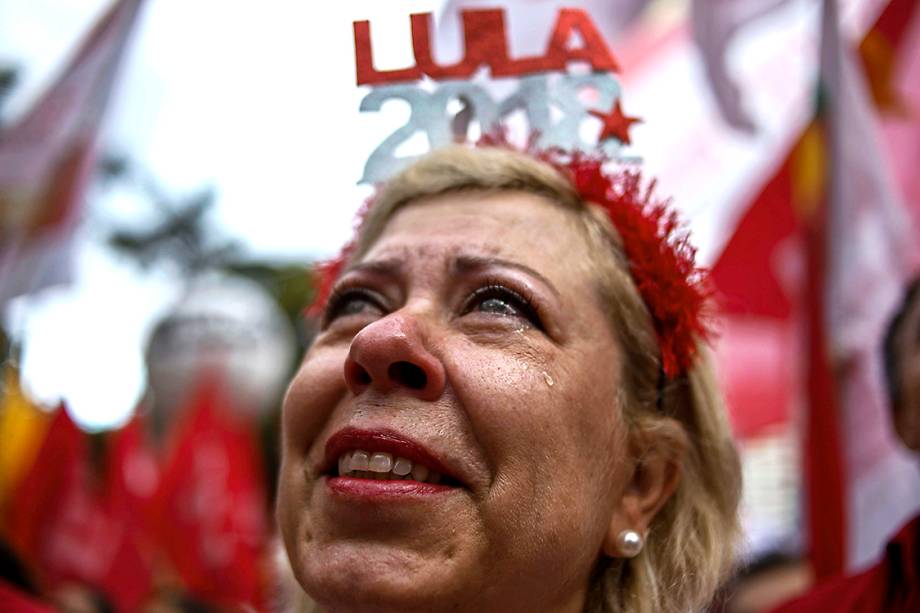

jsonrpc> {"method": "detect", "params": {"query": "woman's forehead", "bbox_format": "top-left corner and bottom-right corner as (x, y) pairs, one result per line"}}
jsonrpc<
(363, 191), (589, 265)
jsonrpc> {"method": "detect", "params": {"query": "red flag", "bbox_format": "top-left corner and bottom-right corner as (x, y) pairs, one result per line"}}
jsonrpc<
(3, 407), (157, 611)
(2, 406), (121, 591)
(3, 405), (83, 572)
(97, 417), (158, 611)
(0, 0), (145, 305)
(815, 0), (920, 574)
(153, 378), (270, 610)
(710, 137), (805, 439)
(710, 144), (800, 321)
(713, 0), (920, 577)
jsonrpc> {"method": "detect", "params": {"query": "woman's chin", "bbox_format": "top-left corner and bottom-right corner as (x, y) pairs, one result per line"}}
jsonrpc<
(296, 541), (475, 611)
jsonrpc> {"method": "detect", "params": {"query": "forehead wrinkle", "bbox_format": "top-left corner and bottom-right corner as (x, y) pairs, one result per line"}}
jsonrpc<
(344, 257), (403, 277)
(362, 240), (505, 271)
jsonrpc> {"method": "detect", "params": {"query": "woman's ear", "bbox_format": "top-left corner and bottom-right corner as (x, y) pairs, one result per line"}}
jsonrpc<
(602, 418), (687, 557)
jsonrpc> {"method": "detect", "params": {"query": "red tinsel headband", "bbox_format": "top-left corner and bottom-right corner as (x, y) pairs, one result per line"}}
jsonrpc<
(559, 151), (712, 378)
(307, 144), (711, 379)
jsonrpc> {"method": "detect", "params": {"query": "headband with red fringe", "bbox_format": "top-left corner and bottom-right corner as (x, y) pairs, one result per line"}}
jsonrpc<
(306, 142), (711, 379)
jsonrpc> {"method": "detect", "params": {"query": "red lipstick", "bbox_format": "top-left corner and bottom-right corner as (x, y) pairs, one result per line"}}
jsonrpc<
(324, 427), (456, 478)
(322, 427), (461, 499)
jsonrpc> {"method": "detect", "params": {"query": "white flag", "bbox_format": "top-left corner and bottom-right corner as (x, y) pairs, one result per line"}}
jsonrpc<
(820, 0), (920, 571)
(0, 0), (145, 306)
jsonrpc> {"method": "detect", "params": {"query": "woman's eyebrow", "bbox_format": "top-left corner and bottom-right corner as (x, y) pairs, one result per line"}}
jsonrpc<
(452, 255), (561, 299)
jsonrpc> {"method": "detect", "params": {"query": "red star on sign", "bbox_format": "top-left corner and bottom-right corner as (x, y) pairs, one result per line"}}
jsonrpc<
(589, 100), (642, 145)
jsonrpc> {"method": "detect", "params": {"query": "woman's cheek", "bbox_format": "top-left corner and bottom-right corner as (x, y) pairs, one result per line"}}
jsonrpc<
(446, 339), (556, 467)
(449, 334), (543, 395)
(282, 346), (348, 453)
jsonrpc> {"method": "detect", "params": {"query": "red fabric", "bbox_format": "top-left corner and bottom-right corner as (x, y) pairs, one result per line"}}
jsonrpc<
(0, 0), (143, 239)
(4, 406), (84, 576)
(105, 417), (159, 537)
(712, 117), (848, 577)
(98, 417), (157, 611)
(710, 146), (800, 320)
(709, 137), (802, 438)
(712, 317), (794, 437)
(4, 409), (157, 611)
(713, 0), (919, 572)
(773, 515), (920, 612)
(866, 0), (916, 52)
(0, 581), (54, 613)
(153, 379), (269, 610)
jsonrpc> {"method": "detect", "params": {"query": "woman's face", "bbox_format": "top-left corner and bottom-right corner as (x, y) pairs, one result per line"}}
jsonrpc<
(278, 192), (634, 612)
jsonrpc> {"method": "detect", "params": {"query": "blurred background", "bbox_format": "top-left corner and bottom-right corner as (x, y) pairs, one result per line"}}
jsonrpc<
(0, 0), (918, 611)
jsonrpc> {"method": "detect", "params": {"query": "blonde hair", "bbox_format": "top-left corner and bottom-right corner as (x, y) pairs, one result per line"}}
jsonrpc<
(349, 145), (742, 613)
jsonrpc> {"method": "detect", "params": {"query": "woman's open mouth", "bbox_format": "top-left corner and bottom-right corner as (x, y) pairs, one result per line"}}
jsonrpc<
(321, 427), (466, 496)
(336, 449), (458, 484)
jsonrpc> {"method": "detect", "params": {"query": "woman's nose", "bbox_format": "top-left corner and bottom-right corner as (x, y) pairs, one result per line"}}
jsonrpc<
(343, 313), (446, 401)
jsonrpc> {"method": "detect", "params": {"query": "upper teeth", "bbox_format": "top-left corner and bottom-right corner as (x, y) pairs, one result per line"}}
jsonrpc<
(337, 450), (441, 484)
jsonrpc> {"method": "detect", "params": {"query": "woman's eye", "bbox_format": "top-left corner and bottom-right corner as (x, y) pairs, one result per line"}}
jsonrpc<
(477, 296), (520, 317)
(465, 285), (542, 329)
(324, 289), (384, 324)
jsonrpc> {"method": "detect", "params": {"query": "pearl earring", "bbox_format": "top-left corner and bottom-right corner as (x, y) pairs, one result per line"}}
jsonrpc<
(616, 529), (644, 558)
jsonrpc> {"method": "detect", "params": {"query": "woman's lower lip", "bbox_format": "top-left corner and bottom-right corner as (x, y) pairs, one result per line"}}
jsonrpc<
(325, 476), (454, 498)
